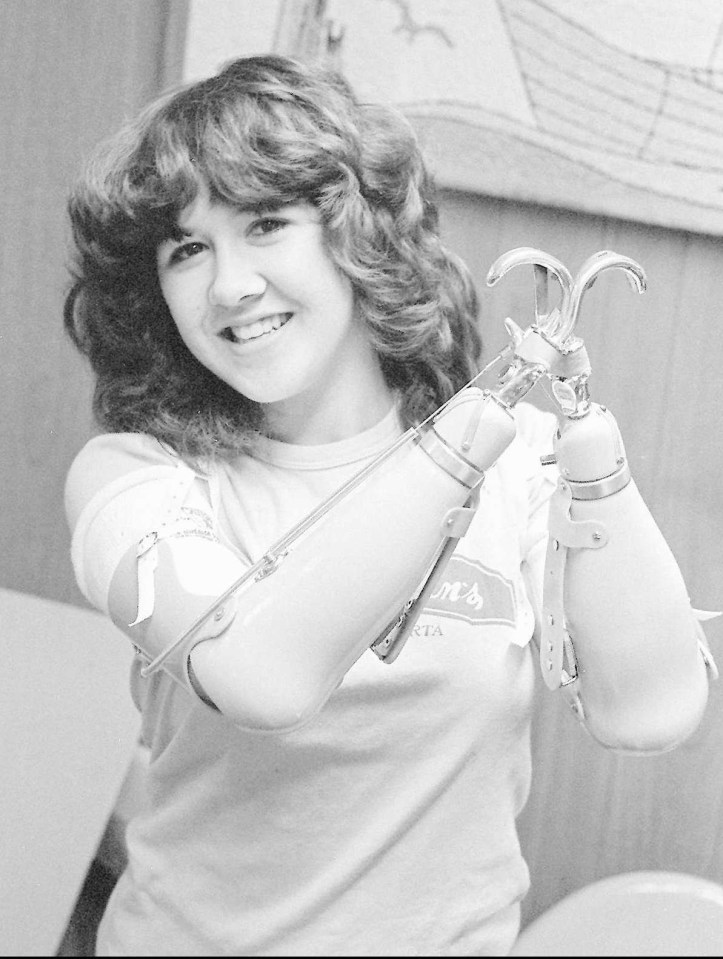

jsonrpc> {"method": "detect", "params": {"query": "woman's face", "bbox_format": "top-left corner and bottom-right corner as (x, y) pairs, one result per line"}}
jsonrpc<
(156, 186), (391, 442)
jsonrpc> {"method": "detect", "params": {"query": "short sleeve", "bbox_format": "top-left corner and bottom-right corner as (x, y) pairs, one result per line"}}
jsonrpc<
(65, 433), (212, 614)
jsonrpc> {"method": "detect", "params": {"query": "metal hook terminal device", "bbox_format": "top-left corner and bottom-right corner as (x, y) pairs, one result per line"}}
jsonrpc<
(487, 247), (646, 418)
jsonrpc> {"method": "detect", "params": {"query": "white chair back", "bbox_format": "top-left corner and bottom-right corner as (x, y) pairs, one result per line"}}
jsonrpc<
(510, 870), (723, 956)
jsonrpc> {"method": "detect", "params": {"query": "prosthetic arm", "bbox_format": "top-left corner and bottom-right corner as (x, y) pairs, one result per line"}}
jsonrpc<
(105, 249), (715, 745)
(487, 249), (715, 753)
(108, 384), (518, 729)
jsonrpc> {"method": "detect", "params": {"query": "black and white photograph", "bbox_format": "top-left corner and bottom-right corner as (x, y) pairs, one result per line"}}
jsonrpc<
(2, 1), (723, 956)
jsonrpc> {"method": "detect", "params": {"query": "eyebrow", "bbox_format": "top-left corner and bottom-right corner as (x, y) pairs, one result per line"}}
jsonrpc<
(162, 226), (192, 244)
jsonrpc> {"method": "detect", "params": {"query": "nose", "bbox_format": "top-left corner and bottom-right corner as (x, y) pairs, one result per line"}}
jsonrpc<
(208, 248), (267, 308)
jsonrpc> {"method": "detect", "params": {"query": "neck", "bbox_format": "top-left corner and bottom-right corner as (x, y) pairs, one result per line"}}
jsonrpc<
(263, 369), (394, 446)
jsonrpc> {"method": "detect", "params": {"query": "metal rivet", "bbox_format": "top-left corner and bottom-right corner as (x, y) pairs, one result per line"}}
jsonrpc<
(547, 614), (555, 626)
(552, 539), (559, 551)
(592, 532), (602, 542)
(213, 607), (225, 621)
(546, 661), (553, 671)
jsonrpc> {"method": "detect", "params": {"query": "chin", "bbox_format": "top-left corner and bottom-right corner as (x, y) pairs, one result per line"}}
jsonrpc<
(240, 373), (319, 406)
(237, 384), (300, 406)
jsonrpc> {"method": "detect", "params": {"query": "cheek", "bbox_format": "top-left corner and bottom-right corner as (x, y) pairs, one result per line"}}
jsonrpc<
(313, 260), (355, 318)
(161, 281), (203, 336)
(292, 236), (352, 304)
(158, 276), (179, 320)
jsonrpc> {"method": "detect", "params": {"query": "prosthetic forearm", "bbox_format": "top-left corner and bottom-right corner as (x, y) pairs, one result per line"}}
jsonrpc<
(540, 403), (710, 753)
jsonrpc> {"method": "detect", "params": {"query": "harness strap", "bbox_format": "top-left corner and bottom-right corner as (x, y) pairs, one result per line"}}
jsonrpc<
(541, 479), (608, 694)
(370, 489), (481, 663)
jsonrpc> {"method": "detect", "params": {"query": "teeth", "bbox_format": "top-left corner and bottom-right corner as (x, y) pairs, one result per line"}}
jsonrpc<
(224, 314), (289, 343)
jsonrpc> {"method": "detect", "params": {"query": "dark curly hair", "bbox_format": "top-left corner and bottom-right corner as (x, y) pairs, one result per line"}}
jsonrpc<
(64, 54), (483, 462)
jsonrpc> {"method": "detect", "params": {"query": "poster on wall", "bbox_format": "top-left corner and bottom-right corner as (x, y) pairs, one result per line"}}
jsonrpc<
(184, 0), (723, 236)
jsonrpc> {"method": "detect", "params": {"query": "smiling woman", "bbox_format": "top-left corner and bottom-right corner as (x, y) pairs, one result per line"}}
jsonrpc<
(64, 54), (480, 461)
(61, 52), (714, 958)
(155, 194), (388, 440)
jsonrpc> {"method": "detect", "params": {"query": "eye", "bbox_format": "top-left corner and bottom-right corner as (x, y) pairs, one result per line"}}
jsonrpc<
(167, 240), (207, 265)
(247, 216), (287, 239)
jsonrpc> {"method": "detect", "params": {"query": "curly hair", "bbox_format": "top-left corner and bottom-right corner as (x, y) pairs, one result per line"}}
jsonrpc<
(64, 54), (483, 462)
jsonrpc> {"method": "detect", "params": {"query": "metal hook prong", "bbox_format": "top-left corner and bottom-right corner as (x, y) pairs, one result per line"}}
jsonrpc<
(533, 264), (549, 321)
(558, 251), (647, 342)
(486, 247), (573, 290)
(486, 247), (573, 330)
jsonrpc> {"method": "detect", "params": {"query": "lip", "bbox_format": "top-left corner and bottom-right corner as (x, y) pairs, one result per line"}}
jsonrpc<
(219, 312), (293, 346)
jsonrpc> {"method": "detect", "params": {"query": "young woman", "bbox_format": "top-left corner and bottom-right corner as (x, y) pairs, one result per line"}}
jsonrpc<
(63, 54), (711, 956)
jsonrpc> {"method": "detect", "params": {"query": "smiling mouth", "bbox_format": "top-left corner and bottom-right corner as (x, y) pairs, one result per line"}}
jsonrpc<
(221, 313), (292, 344)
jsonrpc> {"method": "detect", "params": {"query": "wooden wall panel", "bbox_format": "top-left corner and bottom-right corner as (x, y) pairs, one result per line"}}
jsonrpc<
(438, 188), (723, 925)
(0, 0), (187, 606)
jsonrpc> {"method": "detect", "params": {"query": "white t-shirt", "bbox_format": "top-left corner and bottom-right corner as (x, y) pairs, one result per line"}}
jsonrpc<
(65, 401), (557, 957)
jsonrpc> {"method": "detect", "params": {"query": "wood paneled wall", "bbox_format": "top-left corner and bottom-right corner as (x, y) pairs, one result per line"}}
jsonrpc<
(438, 188), (723, 926)
(0, 0), (187, 607)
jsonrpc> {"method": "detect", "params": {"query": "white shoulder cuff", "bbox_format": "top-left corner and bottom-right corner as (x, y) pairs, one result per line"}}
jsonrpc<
(70, 462), (204, 614)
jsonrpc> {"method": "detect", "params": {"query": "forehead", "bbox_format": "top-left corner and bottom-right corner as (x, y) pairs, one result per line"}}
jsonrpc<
(174, 184), (219, 229)
(175, 192), (318, 232)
